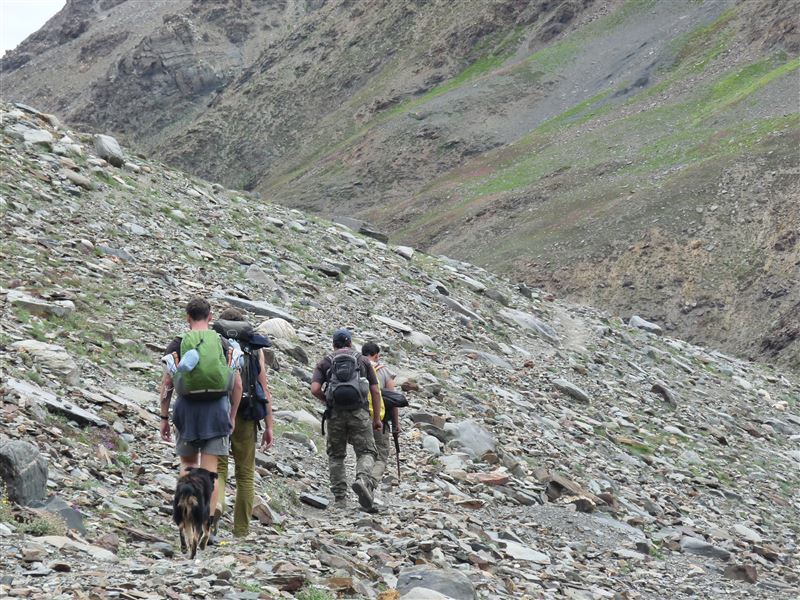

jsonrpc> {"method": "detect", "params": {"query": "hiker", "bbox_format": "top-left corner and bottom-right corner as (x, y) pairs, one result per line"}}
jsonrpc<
(361, 341), (401, 484)
(311, 328), (382, 510)
(212, 308), (274, 538)
(159, 296), (242, 530)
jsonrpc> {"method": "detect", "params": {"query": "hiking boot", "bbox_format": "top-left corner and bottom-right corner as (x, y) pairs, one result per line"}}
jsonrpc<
(351, 478), (373, 510)
(333, 496), (348, 509)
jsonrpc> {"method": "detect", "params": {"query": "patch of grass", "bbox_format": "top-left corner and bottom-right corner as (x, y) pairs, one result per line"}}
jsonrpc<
(263, 480), (299, 514)
(296, 586), (335, 600)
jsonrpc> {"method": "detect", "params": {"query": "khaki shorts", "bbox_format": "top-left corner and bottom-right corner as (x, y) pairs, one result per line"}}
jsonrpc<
(175, 431), (230, 458)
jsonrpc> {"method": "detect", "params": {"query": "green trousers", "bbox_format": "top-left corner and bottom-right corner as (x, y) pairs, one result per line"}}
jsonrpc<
(372, 425), (391, 483)
(325, 407), (377, 499)
(217, 415), (257, 537)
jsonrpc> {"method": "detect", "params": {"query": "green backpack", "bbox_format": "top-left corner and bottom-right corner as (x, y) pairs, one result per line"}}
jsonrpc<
(174, 330), (234, 402)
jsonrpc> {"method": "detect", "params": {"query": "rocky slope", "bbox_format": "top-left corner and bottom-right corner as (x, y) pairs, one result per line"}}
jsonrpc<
(2, 0), (799, 368)
(1, 104), (800, 599)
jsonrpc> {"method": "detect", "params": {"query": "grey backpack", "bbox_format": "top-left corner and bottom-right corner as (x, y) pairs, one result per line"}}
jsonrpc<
(325, 350), (368, 407)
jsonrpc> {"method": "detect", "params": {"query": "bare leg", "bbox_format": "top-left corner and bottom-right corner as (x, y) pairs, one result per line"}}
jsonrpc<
(179, 454), (199, 476)
(199, 453), (220, 521)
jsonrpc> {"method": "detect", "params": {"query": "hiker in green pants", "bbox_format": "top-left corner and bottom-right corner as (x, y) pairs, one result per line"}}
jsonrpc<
(214, 308), (274, 538)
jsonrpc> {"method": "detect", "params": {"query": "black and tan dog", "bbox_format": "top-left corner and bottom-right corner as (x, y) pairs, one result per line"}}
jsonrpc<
(172, 467), (217, 559)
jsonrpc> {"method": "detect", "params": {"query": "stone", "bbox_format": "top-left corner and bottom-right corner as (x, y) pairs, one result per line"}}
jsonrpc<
(444, 421), (495, 458)
(23, 128), (54, 147)
(0, 440), (48, 506)
(396, 566), (477, 600)
(651, 382), (679, 406)
(401, 589), (455, 599)
(94, 134), (125, 167)
(6, 378), (107, 426)
(404, 331), (435, 347)
(10, 341), (80, 384)
(552, 379), (591, 403)
(680, 536), (731, 561)
(731, 524), (762, 544)
(723, 564), (757, 583)
(245, 264), (272, 284)
(299, 493), (329, 509)
(8, 290), (75, 318)
(374, 315), (413, 333)
(214, 294), (296, 322)
(499, 308), (559, 345)
(61, 169), (96, 190)
(395, 246), (414, 260)
(422, 435), (441, 455)
(467, 472), (509, 486)
(484, 289), (510, 306)
(257, 318), (297, 340)
(629, 315), (663, 335)
(457, 275), (485, 293)
(497, 539), (550, 564)
(43, 496), (85, 534)
(438, 296), (484, 323)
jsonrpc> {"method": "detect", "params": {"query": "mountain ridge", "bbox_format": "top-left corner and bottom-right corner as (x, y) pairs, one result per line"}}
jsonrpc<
(1, 0), (798, 369)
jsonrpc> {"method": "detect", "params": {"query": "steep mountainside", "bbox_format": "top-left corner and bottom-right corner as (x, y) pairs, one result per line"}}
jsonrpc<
(1, 0), (798, 368)
(2, 102), (800, 599)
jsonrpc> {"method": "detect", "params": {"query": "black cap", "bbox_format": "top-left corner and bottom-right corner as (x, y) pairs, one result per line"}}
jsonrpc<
(332, 328), (352, 346)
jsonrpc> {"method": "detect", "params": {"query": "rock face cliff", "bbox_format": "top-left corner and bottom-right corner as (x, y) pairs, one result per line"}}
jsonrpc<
(2, 100), (800, 599)
(2, 0), (798, 368)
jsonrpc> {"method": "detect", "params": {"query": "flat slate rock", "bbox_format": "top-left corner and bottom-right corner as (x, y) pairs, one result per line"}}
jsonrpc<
(7, 378), (107, 427)
(214, 294), (296, 322)
(552, 378), (591, 403)
(299, 493), (329, 509)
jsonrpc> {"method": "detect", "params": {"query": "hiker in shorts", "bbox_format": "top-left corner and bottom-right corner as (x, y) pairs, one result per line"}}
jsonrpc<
(311, 328), (382, 510)
(213, 307), (274, 539)
(361, 341), (401, 485)
(159, 296), (242, 526)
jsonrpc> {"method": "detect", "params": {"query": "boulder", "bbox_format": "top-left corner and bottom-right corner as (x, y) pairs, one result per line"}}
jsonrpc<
(499, 308), (559, 345)
(8, 290), (75, 318)
(629, 315), (663, 335)
(94, 134), (125, 167)
(680, 536), (731, 561)
(11, 340), (79, 384)
(395, 246), (414, 260)
(444, 421), (495, 459)
(0, 440), (48, 506)
(257, 318), (297, 341)
(396, 566), (477, 600)
(552, 379), (590, 403)
(404, 331), (435, 348)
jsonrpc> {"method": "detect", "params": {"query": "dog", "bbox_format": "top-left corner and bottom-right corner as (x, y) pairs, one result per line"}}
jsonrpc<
(172, 467), (217, 559)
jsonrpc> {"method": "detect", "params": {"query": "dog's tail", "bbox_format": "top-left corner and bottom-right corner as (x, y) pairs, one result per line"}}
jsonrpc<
(177, 495), (198, 541)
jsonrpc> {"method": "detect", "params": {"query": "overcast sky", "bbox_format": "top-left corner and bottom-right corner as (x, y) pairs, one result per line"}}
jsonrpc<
(1, 0), (66, 58)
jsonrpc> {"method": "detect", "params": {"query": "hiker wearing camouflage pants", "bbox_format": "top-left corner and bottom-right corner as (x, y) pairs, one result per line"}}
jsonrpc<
(311, 328), (382, 510)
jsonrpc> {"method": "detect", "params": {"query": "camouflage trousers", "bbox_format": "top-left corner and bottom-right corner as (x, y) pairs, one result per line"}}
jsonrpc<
(371, 425), (391, 483)
(325, 406), (377, 499)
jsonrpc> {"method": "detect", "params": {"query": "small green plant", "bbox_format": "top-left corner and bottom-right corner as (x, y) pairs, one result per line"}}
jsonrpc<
(23, 514), (66, 537)
(26, 369), (44, 385)
(115, 452), (133, 467)
(0, 493), (13, 524)
(296, 587), (335, 600)
(240, 582), (261, 593)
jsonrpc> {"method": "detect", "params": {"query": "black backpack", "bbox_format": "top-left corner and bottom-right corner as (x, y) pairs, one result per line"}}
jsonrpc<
(212, 319), (272, 423)
(325, 350), (368, 407)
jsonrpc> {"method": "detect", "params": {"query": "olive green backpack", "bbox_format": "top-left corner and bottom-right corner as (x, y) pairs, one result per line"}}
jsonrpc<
(173, 330), (234, 401)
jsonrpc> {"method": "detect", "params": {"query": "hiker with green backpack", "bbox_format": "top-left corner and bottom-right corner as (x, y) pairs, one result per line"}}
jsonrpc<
(159, 297), (242, 532)
(212, 308), (274, 539)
